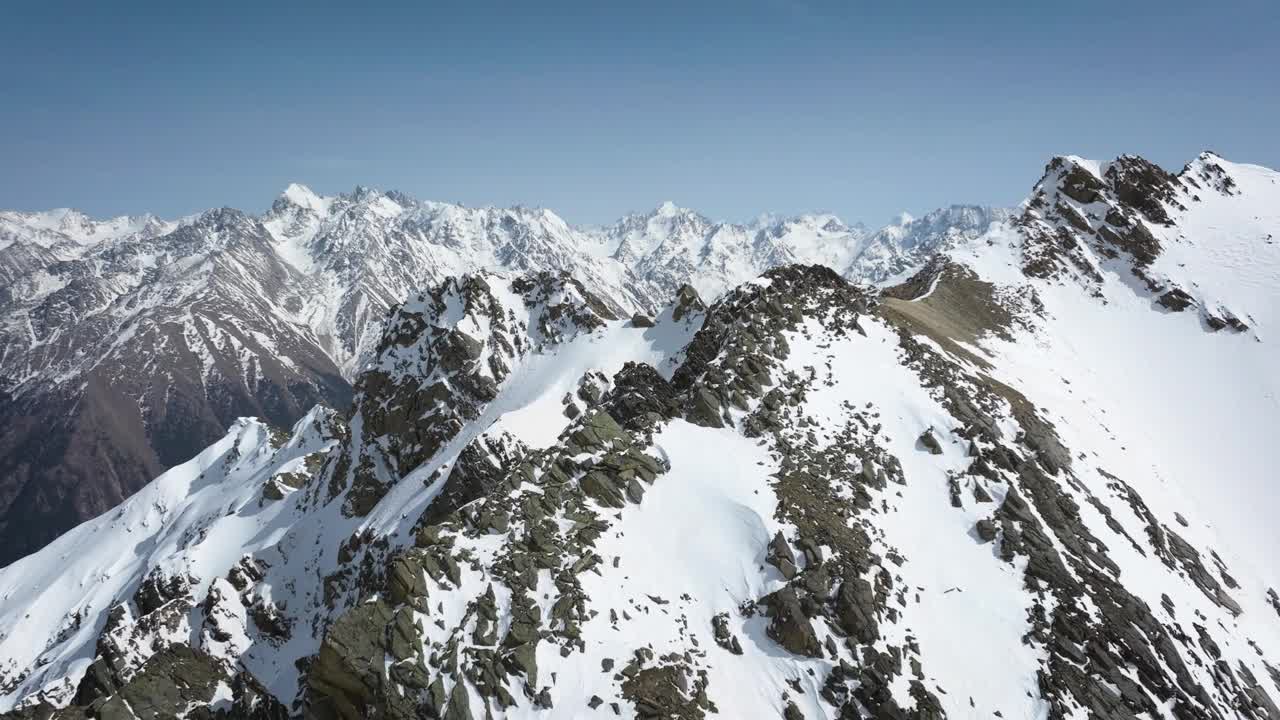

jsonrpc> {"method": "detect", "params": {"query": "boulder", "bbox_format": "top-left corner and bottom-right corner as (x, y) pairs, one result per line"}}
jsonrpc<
(762, 587), (823, 657)
(975, 519), (998, 543)
(687, 388), (725, 428)
(580, 470), (626, 508)
(766, 531), (799, 580)
(918, 429), (943, 455)
(834, 576), (879, 644)
(306, 599), (395, 718)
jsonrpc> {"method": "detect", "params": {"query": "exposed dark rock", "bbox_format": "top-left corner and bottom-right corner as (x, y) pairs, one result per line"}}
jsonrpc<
(78, 646), (228, 720)
(766, 531), (799, 580)
(421, 433), (525, 526)
(1105, 155), (1181, 226)
(305, 598), (402, 719)
(918, 429), (943, 455)
(133, 570), (194, 616)
(687, 388), (725, 428)
(443, 680), (475, 720)
(600, 362), (681, 431)
(1058, 162), (1106, 204)
(975, 519), (998, 543)
(762, 587), (823, 658)
(670, 285), (707, 323)
(620, 661), (710, 720)
(834, 576), (879, 644)
(1157, 287), (1195, 312)
(711, 613), (744, 655)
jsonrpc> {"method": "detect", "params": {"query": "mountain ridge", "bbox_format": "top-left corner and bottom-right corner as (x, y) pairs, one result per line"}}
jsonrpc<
(0, 177), (1012, 567)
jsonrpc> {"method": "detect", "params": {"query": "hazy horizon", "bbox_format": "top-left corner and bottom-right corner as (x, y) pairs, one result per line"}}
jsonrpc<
(3, 0), (1277, 226)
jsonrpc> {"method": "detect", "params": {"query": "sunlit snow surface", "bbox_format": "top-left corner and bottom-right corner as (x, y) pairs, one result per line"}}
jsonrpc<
(0, 409), (340, 705)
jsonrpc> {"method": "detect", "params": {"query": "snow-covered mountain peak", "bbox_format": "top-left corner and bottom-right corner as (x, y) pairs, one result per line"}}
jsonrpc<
(165, 207), (275, 257)
(624, 200), (705, 226)
(624, 201), (708, 227)
(1014, 151), (1278, 335)
(1180, 150), (1260, 196)
(276, 183), (333, 215)
(602, 203), (713, 266)
(340, 185), (407, 218)
(1052, 152), (1104, 177)
(347, 184), (381, 202)
(364, 270), (616, 385)
(190, 205), (259, 231)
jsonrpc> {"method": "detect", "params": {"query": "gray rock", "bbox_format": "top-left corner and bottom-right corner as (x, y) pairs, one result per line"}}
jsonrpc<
(834, 576), (879, 644)
(443, 680), (475, 720)
(762, 587), (823, 658)
(918, 429), (943, 455)
(975, 519), (998, 543)
(766, 531), (799, 580)
(687, 388), (725, 428)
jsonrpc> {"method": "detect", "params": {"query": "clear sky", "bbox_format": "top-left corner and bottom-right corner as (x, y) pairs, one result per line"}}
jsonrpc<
(2, 0), (1277, 226)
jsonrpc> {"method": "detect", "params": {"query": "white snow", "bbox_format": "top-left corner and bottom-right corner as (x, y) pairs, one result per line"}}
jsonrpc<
(557, 420), (815, 717)
(281, 183), (331, 214)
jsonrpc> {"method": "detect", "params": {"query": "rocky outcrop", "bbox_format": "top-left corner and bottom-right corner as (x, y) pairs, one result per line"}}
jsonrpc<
(305, 599), (409, 719)
(761, 587), (822, 658)
(1017, 152), (1256, 335)
(337, 271), (616, 516)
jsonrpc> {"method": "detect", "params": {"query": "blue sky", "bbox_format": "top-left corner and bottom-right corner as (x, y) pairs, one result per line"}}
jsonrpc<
(2, 0), (1277, 226)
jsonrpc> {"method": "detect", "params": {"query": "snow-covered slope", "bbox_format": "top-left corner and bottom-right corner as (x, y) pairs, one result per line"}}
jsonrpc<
(946, 150), (1280, 586)
(2, 144), (1279, 719)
